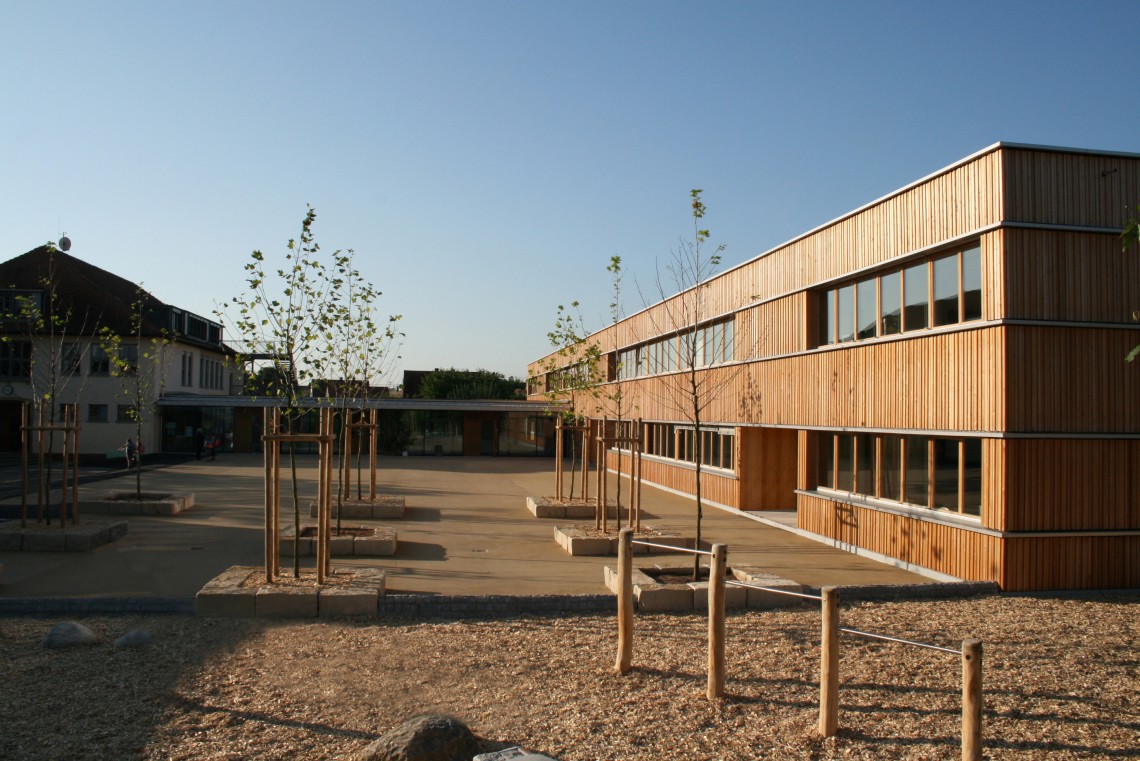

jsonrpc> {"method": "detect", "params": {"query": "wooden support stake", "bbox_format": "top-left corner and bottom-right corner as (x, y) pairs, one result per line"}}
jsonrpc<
(962, 638), (983, 761)
(707, 543), (727, 700)
(20, 402), (28, 528)
(818, 586), (839, 736)
(615, 527), (634, 674)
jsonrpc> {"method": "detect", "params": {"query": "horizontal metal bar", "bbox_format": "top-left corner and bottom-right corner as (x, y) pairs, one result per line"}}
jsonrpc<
(726, 580), (823, 601)
(630, 540), (713, 556)
(839, 627), (959, 655)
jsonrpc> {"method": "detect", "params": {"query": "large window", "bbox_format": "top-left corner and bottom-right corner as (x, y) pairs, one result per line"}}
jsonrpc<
(820, 243), (982, 346)
(817, 431), (982, 518)
(89, 346), (110, 375)
(617, 317), (735, 381)
(640, 421), (734, 472)
(0, 341), (31, 379)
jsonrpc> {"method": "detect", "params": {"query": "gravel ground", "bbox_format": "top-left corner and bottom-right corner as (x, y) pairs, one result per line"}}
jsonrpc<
(1, 593), (1136, 760)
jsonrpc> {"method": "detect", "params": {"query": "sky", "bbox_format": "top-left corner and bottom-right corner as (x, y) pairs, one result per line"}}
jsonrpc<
(4, 1), (1140, 384)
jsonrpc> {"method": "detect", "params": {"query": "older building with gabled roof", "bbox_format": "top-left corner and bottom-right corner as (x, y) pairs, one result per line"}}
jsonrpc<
(0, 245), (236, 457)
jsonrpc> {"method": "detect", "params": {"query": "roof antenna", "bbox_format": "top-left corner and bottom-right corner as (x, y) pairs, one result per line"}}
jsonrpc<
(58, 234), (72, 252)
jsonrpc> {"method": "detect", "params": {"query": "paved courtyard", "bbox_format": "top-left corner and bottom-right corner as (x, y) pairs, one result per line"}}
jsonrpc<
(0, 454), (932, 601)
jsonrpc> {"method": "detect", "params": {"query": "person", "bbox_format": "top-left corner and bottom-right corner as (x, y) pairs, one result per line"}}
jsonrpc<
(122, 438), (138, 469)
(208, 432), (219, 461)
(195, 428), (204, 460)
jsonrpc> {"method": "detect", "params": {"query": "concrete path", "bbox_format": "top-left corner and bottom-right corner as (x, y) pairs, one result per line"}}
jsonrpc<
(0, 454), (932, 600)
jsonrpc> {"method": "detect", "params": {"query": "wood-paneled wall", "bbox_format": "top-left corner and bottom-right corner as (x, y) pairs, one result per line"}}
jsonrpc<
(1002, 535), (1140, 591)
(997, 438), (1140, 531)
(737, 426), (797, 510)
(1005, 326), (1140, 433)
(606, 450), (739, 509)
(798, 493), (1004, 583)
(585, 327), (1007, 432)
(1003, 147), (1140, 229)
(1002, 228), (1140, 322)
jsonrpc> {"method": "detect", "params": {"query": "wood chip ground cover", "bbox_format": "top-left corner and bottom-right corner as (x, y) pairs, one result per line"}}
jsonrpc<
(0, 593), (1136, 760)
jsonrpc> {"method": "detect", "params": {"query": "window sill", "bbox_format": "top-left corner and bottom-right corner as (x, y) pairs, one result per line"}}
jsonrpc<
(800, 488), (990, 534)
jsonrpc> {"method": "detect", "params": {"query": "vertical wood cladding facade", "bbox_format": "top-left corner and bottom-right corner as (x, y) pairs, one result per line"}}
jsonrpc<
(529, 143), (1140, 591)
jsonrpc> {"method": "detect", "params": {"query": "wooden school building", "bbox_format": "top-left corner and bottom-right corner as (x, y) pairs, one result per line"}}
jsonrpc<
(528, 142), (1140, 592)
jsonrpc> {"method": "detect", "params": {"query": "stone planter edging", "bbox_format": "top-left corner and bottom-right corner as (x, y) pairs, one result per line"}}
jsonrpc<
(603, 561), (805, 612)
(280, 525), (397, 556)
(79, 492), (194, 516)
(554, 525), (694, 556)
(195, 565), (386, 618)
(0, 519), (129, 552)
(309, 496), (406, 519)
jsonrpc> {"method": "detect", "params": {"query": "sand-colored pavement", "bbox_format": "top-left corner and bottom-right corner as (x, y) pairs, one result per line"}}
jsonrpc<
(0, 454), (932, 600)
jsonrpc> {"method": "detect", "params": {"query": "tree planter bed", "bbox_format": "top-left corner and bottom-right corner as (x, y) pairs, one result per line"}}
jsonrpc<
(554, 525), (693, 556)
(196, 565), (386, 618)
(0, 518), (128, 552)
(280, 525), (397, 557)
(526, 496), (621, 519)
(310, 496), (405, 520)
(603, 562), (805, 612)
(80, 491), (195, 516)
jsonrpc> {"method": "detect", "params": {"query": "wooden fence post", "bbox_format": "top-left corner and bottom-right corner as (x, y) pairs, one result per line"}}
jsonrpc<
(707, 543), (727, 699)
(818, 586), (839, 736)
(615, 528), (634, 674)
(962, 638), (983, 761)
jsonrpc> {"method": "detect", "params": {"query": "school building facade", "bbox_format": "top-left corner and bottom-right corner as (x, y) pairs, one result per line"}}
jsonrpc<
(528, 142), (1140, 592)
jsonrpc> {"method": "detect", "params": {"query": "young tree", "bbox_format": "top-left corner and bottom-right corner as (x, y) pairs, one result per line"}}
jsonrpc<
(541, 299), (601, 501)
(319, 248), (402, 527)
(221, 206), (336, 576)
(1, 242), (100, 524)
(643, 190), (735, 579)
(601, 255), (635, 528)
(99, 286), (171, 500)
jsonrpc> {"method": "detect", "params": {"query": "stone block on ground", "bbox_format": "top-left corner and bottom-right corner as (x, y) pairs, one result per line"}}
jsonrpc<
(319, 586), (378, 617)
(729, 565), (805, 609)
(196, 566), (258, 617)
(256, 586), (319, 618)
(354, 527), (397, 556)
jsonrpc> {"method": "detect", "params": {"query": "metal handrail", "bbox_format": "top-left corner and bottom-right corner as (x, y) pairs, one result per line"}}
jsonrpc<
(726, 580), (823, 601)
(631, 539), (712, 556)
(839, 627), (960, 655)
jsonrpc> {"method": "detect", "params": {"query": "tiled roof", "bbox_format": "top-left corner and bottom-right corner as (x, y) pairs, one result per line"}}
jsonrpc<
(0, 245), (168, 336)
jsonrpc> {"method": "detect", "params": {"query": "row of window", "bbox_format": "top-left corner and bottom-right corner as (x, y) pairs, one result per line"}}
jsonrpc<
(818, 432), (982, 517)
(84, 403), (138, 423)
(181, 352), (229, 390)
(609, 420), (735, 472)
(617, 318), (735, 380)
(820, 244), (982, 346)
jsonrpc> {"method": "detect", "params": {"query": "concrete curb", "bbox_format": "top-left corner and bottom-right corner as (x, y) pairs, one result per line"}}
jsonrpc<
(0, 583), (1001, 619)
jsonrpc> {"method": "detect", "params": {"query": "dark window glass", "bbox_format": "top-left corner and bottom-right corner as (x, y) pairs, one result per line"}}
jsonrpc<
(857, 280), (877, 339)
(836, 434), (855, 491)
(880, 272), (901, 335)
(962, 245), (982, 322)
(903, 264), (928, 331)
(722, 433), (734, 471)
(904, 435), (929, 506)
(962, 438), (982, 516)
(933, 438), (960, 510)
(820, 290), (836, 345)
(932, 255), (959, 327)
(855, 433), (875, 494)
(837, 285), (855, 343)
(818, 433), (834, 489)
(879, 435), (902, 500)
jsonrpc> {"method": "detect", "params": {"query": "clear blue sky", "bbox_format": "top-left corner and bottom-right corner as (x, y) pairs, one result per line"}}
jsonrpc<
(4, 1), (1139, 383)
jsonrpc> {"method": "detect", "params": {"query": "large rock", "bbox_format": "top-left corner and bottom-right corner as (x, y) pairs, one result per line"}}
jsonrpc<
(357, 715), (479, 761)
(42, 621), (98, 648)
